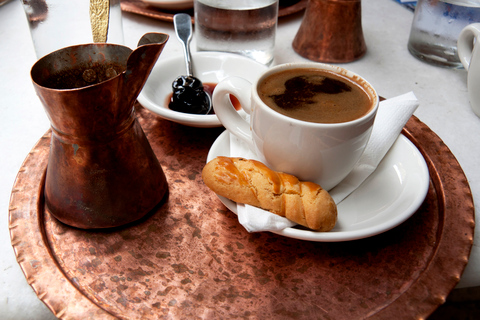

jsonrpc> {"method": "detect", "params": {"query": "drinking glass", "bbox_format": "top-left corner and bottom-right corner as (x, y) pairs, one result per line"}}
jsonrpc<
(194, 0), (278, 65)
(407, 0), (480, 68)
(21, 0), (124, 59)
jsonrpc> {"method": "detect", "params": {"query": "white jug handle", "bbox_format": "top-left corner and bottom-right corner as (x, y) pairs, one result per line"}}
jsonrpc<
(458, 23), (480, 70)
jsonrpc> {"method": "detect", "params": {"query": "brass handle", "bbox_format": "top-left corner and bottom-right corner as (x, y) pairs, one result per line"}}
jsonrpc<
(90, 0), (110, 43)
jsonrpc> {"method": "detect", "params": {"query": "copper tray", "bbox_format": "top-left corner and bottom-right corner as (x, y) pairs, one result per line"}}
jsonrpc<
(120, 0), (307, 23)
(9, 105), (474, 319)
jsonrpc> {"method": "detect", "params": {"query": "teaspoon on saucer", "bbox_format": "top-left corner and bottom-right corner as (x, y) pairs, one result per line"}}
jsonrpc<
(169, 13), (212, 115)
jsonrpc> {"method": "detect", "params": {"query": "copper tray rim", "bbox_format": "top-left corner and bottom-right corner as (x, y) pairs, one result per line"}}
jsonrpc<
(120, 0), (308, 23)
(8, 114), (475, 319)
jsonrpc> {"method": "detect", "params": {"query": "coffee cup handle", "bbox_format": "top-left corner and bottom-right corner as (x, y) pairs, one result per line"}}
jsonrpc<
(458, 23), (480, 70)
(213, 77), (255, 149)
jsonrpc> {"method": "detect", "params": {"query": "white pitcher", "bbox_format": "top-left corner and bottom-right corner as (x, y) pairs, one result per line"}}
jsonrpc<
(458, 23), (480, 118)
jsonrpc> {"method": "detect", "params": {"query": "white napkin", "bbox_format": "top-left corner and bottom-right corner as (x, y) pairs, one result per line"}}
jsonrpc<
(230, 92), (420, 233)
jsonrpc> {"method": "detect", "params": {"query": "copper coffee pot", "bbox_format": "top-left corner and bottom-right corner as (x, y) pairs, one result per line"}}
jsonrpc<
(31, 33), (169, 229)
(293, 0), (366, 63)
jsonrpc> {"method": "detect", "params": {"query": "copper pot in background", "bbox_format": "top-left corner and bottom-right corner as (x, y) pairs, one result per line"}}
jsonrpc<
(292, 0), (366, 63)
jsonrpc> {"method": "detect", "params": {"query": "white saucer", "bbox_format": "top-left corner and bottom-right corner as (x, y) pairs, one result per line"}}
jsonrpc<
(138, 52), (268, 128)
(206, 131), (430, 242)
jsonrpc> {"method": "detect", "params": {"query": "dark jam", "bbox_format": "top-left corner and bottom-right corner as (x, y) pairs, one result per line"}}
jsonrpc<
(166, 82), (241, 114)
(169, 75), (211, 114)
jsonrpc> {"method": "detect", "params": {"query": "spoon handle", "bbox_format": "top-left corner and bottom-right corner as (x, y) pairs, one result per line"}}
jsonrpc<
(90, 0), (110, 43)
(173, 13), (193, 77)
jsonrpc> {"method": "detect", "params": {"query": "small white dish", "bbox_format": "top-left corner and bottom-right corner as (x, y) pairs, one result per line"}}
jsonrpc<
(140, 0), (194, 11)
(138, 52), (268, 128)
(207, 131), (430, 242)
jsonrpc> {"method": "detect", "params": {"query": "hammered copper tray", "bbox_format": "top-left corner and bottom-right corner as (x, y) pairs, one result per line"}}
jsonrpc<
(9, 105), (474, 319)
(120, 0), (307, 23)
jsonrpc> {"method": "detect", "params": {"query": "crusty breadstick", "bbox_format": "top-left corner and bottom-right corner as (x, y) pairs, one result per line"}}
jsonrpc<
(202, 156), (337, 231)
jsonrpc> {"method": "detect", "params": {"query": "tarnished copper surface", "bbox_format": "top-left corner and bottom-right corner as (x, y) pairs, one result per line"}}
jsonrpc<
(278, 0), (308, 17)
(30, 33), (169, 229)
(120, 0), (193, 23)
(120, 0), (307, 23)
(9, 106), (474, 319)
(292, 0), (367, 63)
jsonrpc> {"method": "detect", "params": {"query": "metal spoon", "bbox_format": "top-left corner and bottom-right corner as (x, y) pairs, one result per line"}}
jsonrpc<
(169, 13), (212, 115)
(90, 0), (110, 43)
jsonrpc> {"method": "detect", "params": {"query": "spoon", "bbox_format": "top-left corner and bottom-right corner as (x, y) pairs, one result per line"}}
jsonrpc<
(169, 13), (212, 115)
(89, 0), (110, 43)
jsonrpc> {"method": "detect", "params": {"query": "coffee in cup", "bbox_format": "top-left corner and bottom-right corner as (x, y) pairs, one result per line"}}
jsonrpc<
(257, 68), (374, 124)
(212, 63), (379, 190)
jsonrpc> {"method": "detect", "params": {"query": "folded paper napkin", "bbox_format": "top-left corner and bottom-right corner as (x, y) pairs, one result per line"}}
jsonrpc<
(229, 92), (420, 232)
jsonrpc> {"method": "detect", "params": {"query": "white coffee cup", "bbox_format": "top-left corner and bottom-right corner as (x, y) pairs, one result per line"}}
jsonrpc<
(212, 63), (379, 191)
(458, 23), (480, 118)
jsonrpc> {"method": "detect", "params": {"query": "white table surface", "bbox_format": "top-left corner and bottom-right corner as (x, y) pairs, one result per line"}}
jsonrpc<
(1, 0), (478, 319)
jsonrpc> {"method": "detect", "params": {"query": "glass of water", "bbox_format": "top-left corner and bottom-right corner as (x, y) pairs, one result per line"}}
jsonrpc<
(194, 0), (279, 65)
(21, 0), (124, 59)
(407, 0), (480, 68)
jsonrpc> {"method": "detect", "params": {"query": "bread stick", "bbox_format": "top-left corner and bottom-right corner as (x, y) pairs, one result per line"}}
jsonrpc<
(202, 156), (337, 231)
